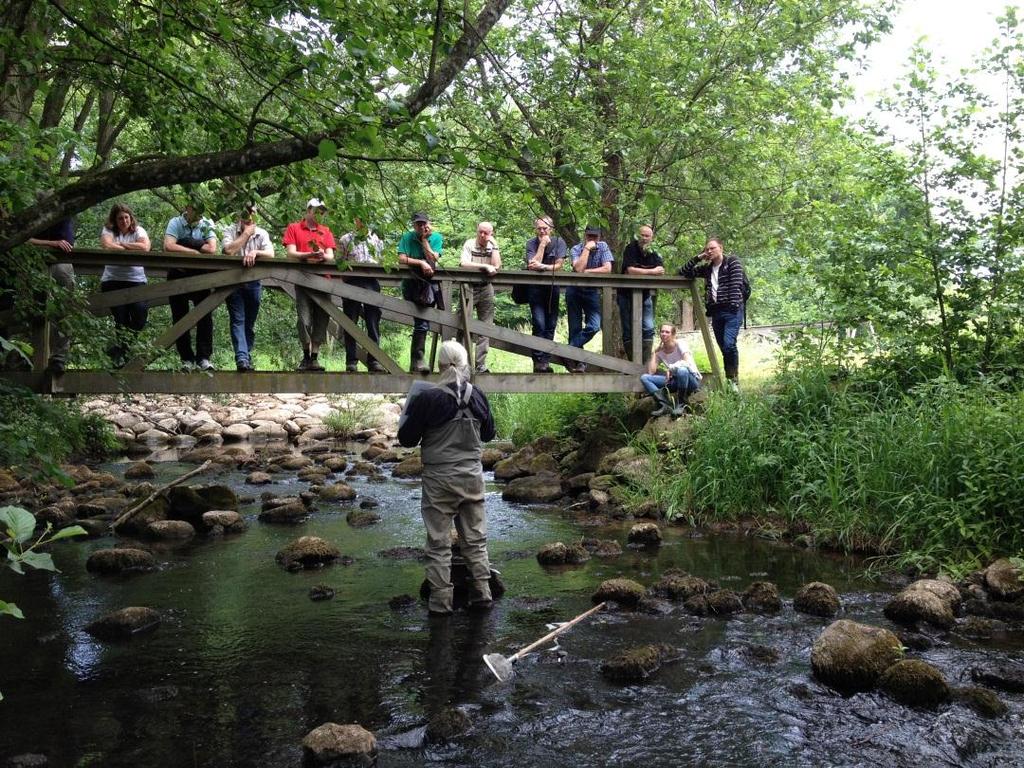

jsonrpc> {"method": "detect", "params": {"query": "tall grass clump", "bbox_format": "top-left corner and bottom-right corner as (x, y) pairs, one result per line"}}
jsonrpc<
(654, 368), (1024, 574)
(490, 392), (631, 445)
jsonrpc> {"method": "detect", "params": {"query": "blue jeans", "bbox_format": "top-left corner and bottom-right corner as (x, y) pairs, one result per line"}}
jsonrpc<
(227, 281), (261, 365)
(641, 370), (701, 397)
(711, 308), (742, 377)
(565, 287), (601, 349)
(617, 292), (655, 350)
(528, 287), (560, 364)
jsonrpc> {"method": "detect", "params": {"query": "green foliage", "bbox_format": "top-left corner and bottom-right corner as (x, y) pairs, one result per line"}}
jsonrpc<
(0, 382), (121, 478)
(322, 397), (382, 439)
(490, 391), (630, 446)
(647, 368), (1024, 574)
(0, 505), (87, 700)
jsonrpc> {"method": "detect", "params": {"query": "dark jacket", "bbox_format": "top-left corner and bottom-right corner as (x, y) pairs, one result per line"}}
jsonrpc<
(679, 254), (747, 314)
(398, 381), (496, 447)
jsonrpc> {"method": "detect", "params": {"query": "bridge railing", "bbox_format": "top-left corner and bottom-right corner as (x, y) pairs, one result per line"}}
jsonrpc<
(0, 249), (721, 395)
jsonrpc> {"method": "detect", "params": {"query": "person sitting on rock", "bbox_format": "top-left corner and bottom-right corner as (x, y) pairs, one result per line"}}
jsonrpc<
(397, 340), (496, 615)
(641, 323), (701, 417)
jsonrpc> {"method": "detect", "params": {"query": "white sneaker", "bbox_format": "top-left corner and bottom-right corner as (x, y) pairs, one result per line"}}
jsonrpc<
(198, 359), (215, 371)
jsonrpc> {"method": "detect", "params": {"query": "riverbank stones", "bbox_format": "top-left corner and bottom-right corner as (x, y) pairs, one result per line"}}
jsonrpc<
(601, 643), (674, 683)
(276, 536), (340, 571)
(627, 522), (661, 548)
(86, 547), (156, 575)
(391, 455), (423, 478)
(810, 619), (903, 693)
(878, 659), (950, 708)
(302, 723), (376, 765)
(85, 606), (161, 641)
(884, 579), (961, 629)
(794, 581), (841, 617)
(245, 471), (273, 485)
(201, 510), (246, 533)
(592, 578), (645, 607)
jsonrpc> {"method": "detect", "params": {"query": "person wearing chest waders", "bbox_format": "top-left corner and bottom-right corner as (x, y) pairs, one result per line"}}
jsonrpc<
(398, 340), (497, 615)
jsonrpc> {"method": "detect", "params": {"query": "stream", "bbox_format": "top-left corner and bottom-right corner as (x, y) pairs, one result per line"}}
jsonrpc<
(1, 454), (1022, 767)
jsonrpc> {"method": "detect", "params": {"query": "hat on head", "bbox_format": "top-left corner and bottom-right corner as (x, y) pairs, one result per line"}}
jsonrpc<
(584, 225), (601, 236)
(411, 212), (430, 224)
(306, 198), (327, 210)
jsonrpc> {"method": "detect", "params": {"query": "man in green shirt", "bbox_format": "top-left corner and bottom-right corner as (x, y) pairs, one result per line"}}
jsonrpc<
(398, 212), (444, 373)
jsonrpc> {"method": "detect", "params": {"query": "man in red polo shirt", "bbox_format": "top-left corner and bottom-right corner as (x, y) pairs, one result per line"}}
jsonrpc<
(283, 198), (337, 371)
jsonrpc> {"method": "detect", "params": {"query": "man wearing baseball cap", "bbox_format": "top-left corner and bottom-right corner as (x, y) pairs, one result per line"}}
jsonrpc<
(222, 203), (274, 372)
(283, 198), (336, 371)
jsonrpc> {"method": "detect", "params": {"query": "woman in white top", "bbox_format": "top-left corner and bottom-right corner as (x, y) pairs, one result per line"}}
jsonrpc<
(100, 203), (150, 367)
(641, 323), (702, 417)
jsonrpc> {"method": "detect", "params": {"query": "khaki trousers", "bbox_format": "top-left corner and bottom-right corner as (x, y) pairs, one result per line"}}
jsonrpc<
(421, 468), (491, 613)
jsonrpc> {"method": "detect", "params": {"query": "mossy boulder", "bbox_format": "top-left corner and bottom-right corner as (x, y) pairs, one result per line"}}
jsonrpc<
(245, 471), (274, 485)
(810, 619), (903, 693)
(502, 473), (564, 504)
(346, 509), (381, 528)
(391, 455), (423, 478)
(425, 707), (472, 743)
(309, 585), (336, 601)
(201, 510), (246, 533)
(258, 499), (309, 524)
(536, 542), (590, 566)
(318, 481), (357, 501)
(493, 448), (535, 481)
(592, 578), (645, 607)
(302, 723), (376, 765)
(480, 447), (506, 469)
(794, 581), (841, 617)
(953, 686), (1008, 718)
(742, 581), (782, 613)
(627, 522), (661, 548)
(969, 661), (1024, 693)
(86, 547), (157, 575)
(113, 496), (169, 536)
(322, 455), (349, 473)
(884, 579), (961, 630)
(145, 520), (196, 541)
(85, 606), (161, 641)
(581, 538), (622, 557)
(878, 660), (950, 708)
(275, 536), (340, 571)
(124, 461), (155, 480)
(685, 589), (743, 616)
(166, 484), (238, 524)
(601, 643), (674, 683)
(983, 558), (1024, 600)
(652, 573), (711, 602)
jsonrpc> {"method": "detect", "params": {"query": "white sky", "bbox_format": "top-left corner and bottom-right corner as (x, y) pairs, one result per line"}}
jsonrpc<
(844, 0), (1018, 117)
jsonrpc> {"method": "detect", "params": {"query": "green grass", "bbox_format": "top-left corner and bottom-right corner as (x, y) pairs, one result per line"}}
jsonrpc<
(635, 369), (1024, 576)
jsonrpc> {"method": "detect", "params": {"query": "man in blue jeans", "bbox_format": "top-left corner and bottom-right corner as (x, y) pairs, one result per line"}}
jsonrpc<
(222, 204), (274, 372)
(564, 225), (613, 372)
(524, 216), (566, 373)
(678, 237), (747, 389)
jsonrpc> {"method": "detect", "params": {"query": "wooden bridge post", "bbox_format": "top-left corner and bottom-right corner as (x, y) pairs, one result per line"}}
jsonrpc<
(631, 287), (643, 364)
(601, 287), (615, 357)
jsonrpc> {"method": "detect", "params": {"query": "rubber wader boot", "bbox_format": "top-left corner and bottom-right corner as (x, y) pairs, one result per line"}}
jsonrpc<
(641, 338), (653, 366)
(650, 387), (674, 417)
(410, 330), (429, 373)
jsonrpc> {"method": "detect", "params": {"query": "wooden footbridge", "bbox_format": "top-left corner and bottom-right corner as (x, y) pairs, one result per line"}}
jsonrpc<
(1, 250), (722, 395)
